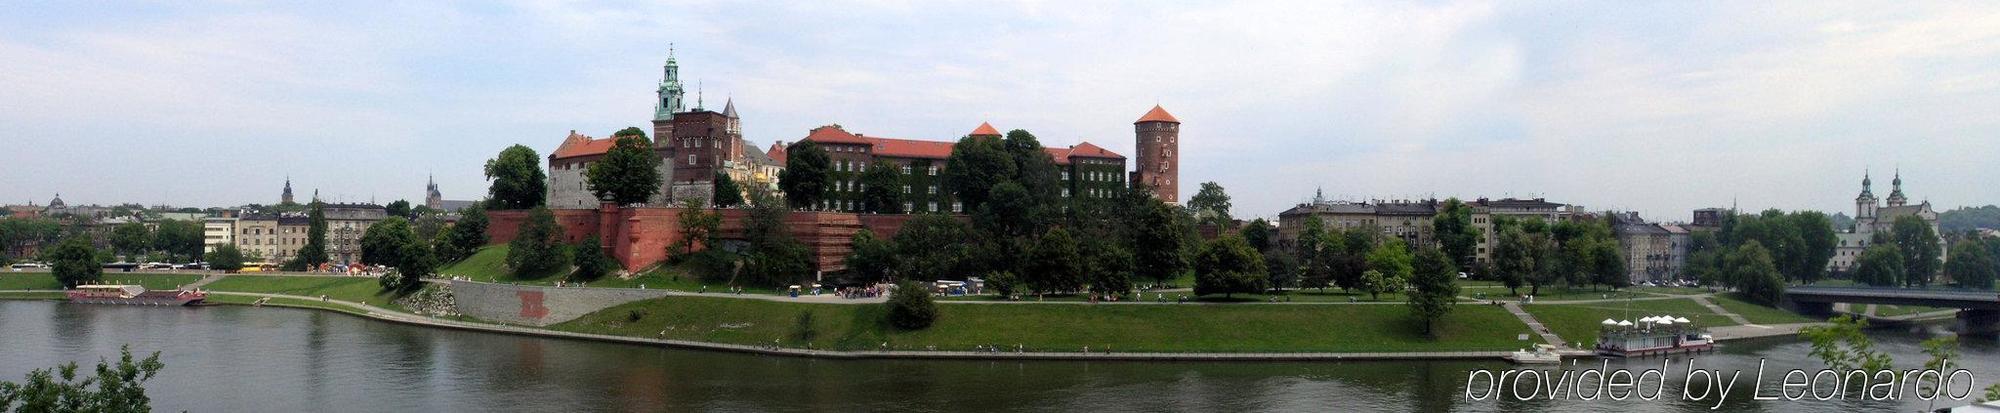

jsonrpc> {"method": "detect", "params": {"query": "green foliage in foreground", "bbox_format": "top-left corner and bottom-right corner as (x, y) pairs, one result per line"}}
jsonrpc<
(0, 346), (163, 413)
(554, 296), (1541, 353)
(1799, 315), (1892, 373)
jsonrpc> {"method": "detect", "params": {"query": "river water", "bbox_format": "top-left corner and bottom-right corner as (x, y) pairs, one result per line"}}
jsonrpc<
(0, 300), (1993, 412)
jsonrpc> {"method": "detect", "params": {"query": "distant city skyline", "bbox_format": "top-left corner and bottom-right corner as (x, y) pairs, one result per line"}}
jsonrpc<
(3, 2), (1997, 221)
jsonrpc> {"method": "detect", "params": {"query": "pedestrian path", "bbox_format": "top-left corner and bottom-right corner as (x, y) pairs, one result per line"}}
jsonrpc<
(185, 273), (229, 290)
(1500, 302), (1567, 347)
(1691, 296), (1754, 326)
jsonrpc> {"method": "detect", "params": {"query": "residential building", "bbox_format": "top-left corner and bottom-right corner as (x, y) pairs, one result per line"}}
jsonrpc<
(1611, 212), (1689, 283)
(202, 217), (236, 254)
(1276, 194), (1581, 264)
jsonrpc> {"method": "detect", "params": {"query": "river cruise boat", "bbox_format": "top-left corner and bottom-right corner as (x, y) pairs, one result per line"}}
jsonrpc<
(1507, 344), (1564, 364)
(1594, 315), (1713, 358)
(65, 285), (207, 306)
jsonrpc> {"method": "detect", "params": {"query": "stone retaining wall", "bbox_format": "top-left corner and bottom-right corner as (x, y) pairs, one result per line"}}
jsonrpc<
(451, 280), (672, 327)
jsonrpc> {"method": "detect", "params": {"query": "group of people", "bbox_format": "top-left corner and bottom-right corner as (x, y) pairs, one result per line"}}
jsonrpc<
(837, 285), (884, 299)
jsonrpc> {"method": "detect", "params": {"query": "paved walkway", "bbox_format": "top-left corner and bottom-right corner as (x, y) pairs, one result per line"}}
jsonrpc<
(1692, 296), (1754, 325)
(1500, 302), (1567, 347)
(185, 273), (229, 289)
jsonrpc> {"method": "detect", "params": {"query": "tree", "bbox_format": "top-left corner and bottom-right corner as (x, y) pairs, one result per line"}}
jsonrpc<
(1732, 241), (1786, 306)
(1192, 235), (1267, 298)
(613, 126), (646, 138)
(148, 220), (203, 262)
(1084, 239), (1135, 297)
(1023, 228), (1084, 294)
(436, 204), (489, 263)
(846, 229), (897, 283)
(570, 236), (617, 282)
(205, 244), (244, 273)
(1239, 218), (1273, 252)
(484, 144), (548, 210)
(0, 346), (163, 413)
(1407, 247), (1460, 337)
(1186, 182), (1233, 227)
(893, 214), (972, 281)
(359, 217), (413, 266)
(857, 161), (903, 213)
(973, 181), (1039, 238)
(390, 240), (435, 292)
(1431, 198), (1479, 269)
(669, 199), (720, 260)
(1892, 215), (1942, 287)
(1363, 240), (1414, 300)
(1263, 249), (1299, 293)
(109, 222), (150, 258)
(385, 200), (412, 219)
(506, 207), (568, 278)
(1329, 227), (1378, 293)
(586, 135), (664, 205)
(1853, 244), (1906, 287)
(711, 172), (744, 208)
(1130, 200), (1190, 285)
(941, 134), (1015, 211)
(739, 200), (812, 288)
(778, 140), (831, 210)
(1590, 240), (1628, 289)
(1799, 315), (1892, 373)
(1492, 226), (1534, 296)
(48, 236), (101, 288)
(298, 202), (330, 269)
(886, 281), (938, 330)
(1945, 240), (1997, 290)
(1788, 211), (1838, 284)
(1002, 129), (1064, 207)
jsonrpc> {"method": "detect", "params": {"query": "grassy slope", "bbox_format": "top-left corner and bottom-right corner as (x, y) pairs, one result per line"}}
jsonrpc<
(554, 296), (1542, 353)
(1521, 298), (1736, 346)
(201, 275), (406, 310)
(437, 245), (572, 284)
(1710, 292), (1816, 325)
(0, 273), (204, 290)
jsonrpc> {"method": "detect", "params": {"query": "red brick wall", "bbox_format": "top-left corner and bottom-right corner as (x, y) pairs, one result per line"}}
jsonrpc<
(485, 209), (603, 245)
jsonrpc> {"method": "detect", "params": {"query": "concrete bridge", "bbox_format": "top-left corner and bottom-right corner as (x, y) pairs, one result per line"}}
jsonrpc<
(1784, 286), (2000, 334)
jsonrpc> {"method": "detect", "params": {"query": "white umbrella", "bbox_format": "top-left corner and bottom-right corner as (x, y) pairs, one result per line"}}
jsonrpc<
(1601, 319), (1618, 326)
(1638, 316), (1657, 323)
(1657, 319), (1675, 325)
(1617, 320), (1634, 326)
(1675, 317), (1692, 324)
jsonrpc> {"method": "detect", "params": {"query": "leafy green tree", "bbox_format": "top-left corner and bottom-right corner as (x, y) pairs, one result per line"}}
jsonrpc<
(1945, 239), (1997, 289)
(613, 127), (645, 138)
(1853, 244), (1906, 287)
(386, 240), (435, 292)
(360, 217), (413, 266)
(149, 220), (204, 262)
(1732, 241), (1786, 305)
(1431, 198), (1479, 269)
(1492, 226), (1534, 296)
(205, 244), (244, 273)
(483, 144), (548, 210)
(569, 236), (617, 282)
(506, 207), (568, 278)
(437, 204), (489, 262)
(1892, 215), (1942, 287)
(1329, 226), (1378, 293)
(1590, 239), (1628, 289)
(298, 202), (330, 269)
(1363, 239), (1414, 300)
(778, 140), (830, 210)
(1023, 228), (1084, 294)
(109, 222), (150, 258)
(739, 200), (812, 288)
(973, 181), (1039, 238)
(669, 199), (719, 260)
(587, 136), (664, 205)
(886, 280), (938, 330)
(1407, 247), (1460, 337)
(857, 161), (903, 213)
(846, 229), (898, 283)
(1130, 200), (1189, 285)
(1684, 231), (1725, 286)
(1002, 129), (1063, 207)
(1788, 211), (1838, 284)
(1193, 235), (1267, 298)
(385, 200), (412, 219)
(1186, 182), (1233, 227)
(412, 212), (446, 243)
(0, 346), (163, 413)
(894, 214), (972, 281)
(48, 236), (101, 288)
(1263, 249), (1299, 292)
(1239, 218), (1273, 252)
(1084, 239), (1135, 296)
(941, 134), (1015, 211)
(1799, 315), (1892, 373)
(712, 172), (744, 208)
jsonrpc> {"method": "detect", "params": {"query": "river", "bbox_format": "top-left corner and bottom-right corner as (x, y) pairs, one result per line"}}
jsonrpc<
(0, 300), (1993, 412)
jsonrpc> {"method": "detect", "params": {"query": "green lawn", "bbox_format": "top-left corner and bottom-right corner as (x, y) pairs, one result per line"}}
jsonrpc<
(1709, 293), (1816, 325)
(1521, 298), (1735, 346)
(1873, 304), (1955, 318)
(438, 245), (572, 284)
(554, 295), (1542, 353)
(0, 273), (204, 291)
(201, 275), (407, 310)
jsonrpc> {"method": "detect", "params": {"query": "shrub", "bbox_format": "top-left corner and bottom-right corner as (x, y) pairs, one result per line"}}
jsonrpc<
(886, 281), (938, 330)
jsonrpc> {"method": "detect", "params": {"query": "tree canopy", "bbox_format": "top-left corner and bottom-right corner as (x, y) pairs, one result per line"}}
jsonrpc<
(484, 144), (548, 210)
(777, 140), (830, 210)
(506, 207), (568, 278)
(1891, 215), (1942, 287)
(587, 136), (664, 205)
(941, 134), (1015, 211)
(1186, 182), (1232, 227)
(1431, 198), (1479, 270)
(712, 172), (744, 208)
(48, 236), (101, 288)
(1408, 246), (1460, 337)
(858, 161), (904, 214)
(1193, 235), (1267, 298)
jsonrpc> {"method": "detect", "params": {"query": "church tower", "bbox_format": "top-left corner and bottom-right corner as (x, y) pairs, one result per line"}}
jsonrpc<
(652, 46), (686, 147)
(1855, 171), (1877, 219)
(425, 174), (444, 210)
(282, 177), (295, 204)
(1886, 169), (1908, 207)
(1131, 105), (1181, 203)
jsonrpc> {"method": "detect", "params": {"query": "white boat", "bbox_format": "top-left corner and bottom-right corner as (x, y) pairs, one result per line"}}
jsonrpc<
(1507, 344), (1563, 364)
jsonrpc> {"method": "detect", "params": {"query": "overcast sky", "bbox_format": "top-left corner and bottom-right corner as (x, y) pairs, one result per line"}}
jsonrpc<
(4, 1), (1997, 221)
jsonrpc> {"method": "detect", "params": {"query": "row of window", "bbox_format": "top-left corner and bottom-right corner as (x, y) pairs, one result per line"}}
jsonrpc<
(817, 199), (962, 213)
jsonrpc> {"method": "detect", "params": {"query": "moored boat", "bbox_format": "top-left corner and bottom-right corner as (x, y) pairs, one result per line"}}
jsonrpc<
(65, 285), (208, 306)
(1594, 315), (1713, 358)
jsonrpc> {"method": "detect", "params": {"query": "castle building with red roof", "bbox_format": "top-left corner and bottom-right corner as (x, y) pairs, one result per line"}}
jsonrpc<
(787, 119), (1135, 213)
(546, 52), (780, 208)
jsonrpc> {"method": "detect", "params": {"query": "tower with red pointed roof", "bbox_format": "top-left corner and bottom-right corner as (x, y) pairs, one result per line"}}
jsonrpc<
(1132, 105), (1180, 203)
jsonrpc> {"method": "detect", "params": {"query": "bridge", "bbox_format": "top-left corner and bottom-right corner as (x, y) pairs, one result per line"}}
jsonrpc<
(1784, 286), (2000, 334)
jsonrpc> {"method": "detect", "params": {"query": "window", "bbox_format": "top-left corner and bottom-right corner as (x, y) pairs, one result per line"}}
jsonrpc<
(928, 166), (938, 176)
(903, 185), (911, 194)
(901, 165), (912, 174)
(1063, 171), (1070, 180)
(952, 202), (962, 213)
(688, 155), (697, 165)
(929, 202), (938, 212)
(904, 202), (913, 212)
(928, 186), (937, 195)
(1062, 188), (1070, 197)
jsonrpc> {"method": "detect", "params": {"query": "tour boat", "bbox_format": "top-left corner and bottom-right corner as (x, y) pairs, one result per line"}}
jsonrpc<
(1507, 344), (1564, 364)
(1593, 315), (1713, 358)
(65, 285), (208, 306)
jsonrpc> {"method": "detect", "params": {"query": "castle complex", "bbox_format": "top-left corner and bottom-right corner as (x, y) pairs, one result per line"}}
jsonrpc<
(1828, 170), (1944, 272)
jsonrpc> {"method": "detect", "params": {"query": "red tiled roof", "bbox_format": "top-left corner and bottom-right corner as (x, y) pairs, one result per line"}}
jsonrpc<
(1044, 147), (1071, 164)
(1135, 105), (1179, 124)
(767, 143), (788, 164)
(865, 136), (954, 160)
(551, 131), (619, 159)
(1066, 142), (1124, 159)
(970, 122), (1000, 136)
(802, 125), (870, 144)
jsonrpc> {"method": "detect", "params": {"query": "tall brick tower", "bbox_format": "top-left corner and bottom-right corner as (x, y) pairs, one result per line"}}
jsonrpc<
(1132, 105), (1180, 203)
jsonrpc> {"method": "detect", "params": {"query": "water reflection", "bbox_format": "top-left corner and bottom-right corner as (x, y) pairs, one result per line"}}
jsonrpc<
(0, 300), (1992, 412)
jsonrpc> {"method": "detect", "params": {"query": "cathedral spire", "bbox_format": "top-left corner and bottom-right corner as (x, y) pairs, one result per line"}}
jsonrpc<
(655, 45), (685, 120)
(1886, 168), (1908, 207)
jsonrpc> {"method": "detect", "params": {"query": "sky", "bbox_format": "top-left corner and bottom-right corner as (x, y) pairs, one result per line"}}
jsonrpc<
(3, 1), (1998, 222)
